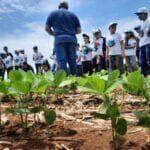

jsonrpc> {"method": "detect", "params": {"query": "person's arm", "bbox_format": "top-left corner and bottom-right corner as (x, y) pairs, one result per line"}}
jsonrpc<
(45, 13), (54, 36)
(76, 27), (81, 34)
(73, 14), (81, 34)
(45, 25), (54, 36)
(120, 40), (125, 59)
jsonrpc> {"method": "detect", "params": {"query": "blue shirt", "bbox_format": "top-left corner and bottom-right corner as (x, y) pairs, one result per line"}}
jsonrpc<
(46, 8), (81, 44)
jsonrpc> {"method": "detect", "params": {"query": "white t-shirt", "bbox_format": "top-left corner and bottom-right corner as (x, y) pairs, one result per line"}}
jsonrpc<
(4, 56), (13, 69)
(14, 55), (21, 66)
(20, 54), (27, 64)
(139, 20), (150, 47)
(92, 38), (104, 58)
(76, 51), (82, 65)
(33, 52), (43, 64)
(125, 39), (136, 56)
(107, 33), (123, 56)
(81, 43), (92, 62)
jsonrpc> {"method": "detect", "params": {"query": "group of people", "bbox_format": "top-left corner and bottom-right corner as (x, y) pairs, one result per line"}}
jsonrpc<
(45, 2), (150, 77)
(1, 2), (149, 79)
(0, 46), (51, 79)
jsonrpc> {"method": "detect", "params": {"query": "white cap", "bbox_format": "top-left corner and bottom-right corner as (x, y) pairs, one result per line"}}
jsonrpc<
(135, 7), (149, 14)
(108, 22), (118, 28)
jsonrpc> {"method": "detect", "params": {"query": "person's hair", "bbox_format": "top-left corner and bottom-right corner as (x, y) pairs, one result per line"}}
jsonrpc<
(33, 46), (38, 50)
(58, 1), (69, 9)
(3, 46), (8, 50)
(82, 34), (90, 43)
(125, 32), (135, 46)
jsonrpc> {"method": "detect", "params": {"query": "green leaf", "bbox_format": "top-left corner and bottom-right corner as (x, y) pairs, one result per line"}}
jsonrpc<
(134, 111), (150, 128)
(115, 118), (127, 135)
(106, 103), (120, 119)
(10, 81), (31, 94)
(91, 112), (109, 120)
(123, 71), (145, 96)
(44, 109), (56, 125)
(106, 70), (120, 89)
(78, 76), (105, 95)
(54, 70), (66, 87)
(9, 70), (23, 82)
(30, 106), (43, 114)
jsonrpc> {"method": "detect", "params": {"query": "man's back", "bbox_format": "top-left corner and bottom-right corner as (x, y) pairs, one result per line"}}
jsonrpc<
(46, 8), (80, 44)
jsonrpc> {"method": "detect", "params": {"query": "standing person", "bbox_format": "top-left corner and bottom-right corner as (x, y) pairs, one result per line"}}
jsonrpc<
(20, 50), (27, 64)
(106, 22), (125, 74)
(135, 7), (150, 76)
(134, 25), (141, 64)
(45, 1), (81, 76)
(81, 34), (93, 75)
(50, 50), (58, 73)
(124, 30), (138, 72)
(76, 43), (83, 76)
(32, 46), (44, 74)
(92, 29), (106, 72)
(0, 58), (5, 80)
(14, 50), (21, 70)
(2, 47), (13, 75)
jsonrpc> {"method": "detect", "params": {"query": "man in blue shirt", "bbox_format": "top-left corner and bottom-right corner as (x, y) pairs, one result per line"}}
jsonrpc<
(45, 1), (81, 75)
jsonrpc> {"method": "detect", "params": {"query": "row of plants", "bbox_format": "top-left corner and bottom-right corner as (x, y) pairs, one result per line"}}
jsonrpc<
(0, 69), (149, 149)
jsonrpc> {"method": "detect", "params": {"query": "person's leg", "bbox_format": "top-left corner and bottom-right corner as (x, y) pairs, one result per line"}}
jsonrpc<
(55, 43), (68, 73)
(126, 56), (131, 72)
(130, 56), (138, 71)
(77, 65), (83, 77)
(140, 45), (150, 76)
(88, 61), (93, 75)
(35, 64), (39, 74)
(66, 43), (77, 76)
(109, 56), (116, 71)
(92, 57), (97, 72)
(116, 55), (124, 74)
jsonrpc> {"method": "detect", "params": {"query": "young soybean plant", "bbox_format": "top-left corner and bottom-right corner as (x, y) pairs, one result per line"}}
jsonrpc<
(5, 70), (56, 130)
(122, 71), (150, 142)
(78, 70), (127, 150)
(43, 70), (69, 103)
(0, 79), (11, 130)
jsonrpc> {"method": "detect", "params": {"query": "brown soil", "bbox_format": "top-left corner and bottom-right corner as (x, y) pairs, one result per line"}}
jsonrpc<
(0, 92), (149, 150)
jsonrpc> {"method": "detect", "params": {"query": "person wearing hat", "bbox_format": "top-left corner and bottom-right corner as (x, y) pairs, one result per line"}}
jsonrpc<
(32, 46), (44, 74)
(124, 30), (138, 72)
(134, 26), (141, 64)
(106, 22), (125, 74)
(81, 34), (93, 75)
(2, 47), (13, 77)
(19, 50), (27, 65)
(45, 1), (81, 76)
(135, 7), (150, 76)
(92, 29), (106, 72)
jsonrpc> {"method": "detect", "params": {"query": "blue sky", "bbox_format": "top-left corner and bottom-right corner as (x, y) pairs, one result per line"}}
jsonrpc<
(0, 0), (150, 65)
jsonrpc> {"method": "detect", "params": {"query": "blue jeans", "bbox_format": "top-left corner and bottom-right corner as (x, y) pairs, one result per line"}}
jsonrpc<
(55, 42), (77, 75)
(139, 44), (150, 76)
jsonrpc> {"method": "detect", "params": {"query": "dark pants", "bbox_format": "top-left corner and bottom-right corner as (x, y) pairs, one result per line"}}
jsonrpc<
(14, 66), (20, 70)
(126, 56), (138, 72)
(6, 67), (13, 77)
(82, 61), (93, 75)
(77, 65), (83, 77)
(109, 55), (124, 74)
(0, 69), (5, 80)
(93, 56), (106, 72)
(55, 42), (77, 75)
(35, 64), (42, 74)
(139, 44), (150, 76)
